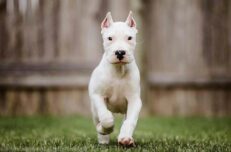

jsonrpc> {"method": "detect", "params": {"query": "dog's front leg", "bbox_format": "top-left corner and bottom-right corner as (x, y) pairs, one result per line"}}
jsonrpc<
(118, 96), (142, 146)
(91, 94), (114, 144)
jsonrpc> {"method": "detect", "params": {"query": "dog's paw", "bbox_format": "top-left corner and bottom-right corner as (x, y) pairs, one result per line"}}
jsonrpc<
(118, 137), (135, 147)
(97, 123), (114, 135)
(99, 111), (114, 129)
(98, 134), (110, 144)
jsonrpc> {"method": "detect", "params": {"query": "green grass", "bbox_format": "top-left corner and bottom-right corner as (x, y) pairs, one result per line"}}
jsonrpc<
(0, 116), (230, 151)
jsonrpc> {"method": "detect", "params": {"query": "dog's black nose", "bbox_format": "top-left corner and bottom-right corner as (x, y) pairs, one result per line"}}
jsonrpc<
(115, 50), (126, 60)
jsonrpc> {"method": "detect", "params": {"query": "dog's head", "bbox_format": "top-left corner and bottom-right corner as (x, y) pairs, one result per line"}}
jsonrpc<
(101, 11), (138, 64)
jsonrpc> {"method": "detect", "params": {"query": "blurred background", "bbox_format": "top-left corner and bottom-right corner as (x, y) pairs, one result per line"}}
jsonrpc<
(0, 0), (230, 117)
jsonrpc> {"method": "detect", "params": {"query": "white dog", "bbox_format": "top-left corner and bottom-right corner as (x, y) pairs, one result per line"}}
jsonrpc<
(88, 11), (142, 146)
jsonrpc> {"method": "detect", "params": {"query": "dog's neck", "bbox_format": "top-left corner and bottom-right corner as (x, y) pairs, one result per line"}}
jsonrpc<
(113, 64), (127, 77)
(101, 56), (130, 78)
(106, 63), (129, 78)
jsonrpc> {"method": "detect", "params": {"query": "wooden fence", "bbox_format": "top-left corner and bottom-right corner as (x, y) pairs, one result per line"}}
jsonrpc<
(0, 0), (230, 116)
(143, 0), (231, 116)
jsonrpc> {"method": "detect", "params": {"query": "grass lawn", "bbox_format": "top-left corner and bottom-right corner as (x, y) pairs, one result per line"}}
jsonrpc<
(0, 116), (230, 151)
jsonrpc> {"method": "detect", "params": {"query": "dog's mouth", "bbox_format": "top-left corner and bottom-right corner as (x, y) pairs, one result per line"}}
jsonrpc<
(107, 54), (134, 64)
(112, 60), (130, 64)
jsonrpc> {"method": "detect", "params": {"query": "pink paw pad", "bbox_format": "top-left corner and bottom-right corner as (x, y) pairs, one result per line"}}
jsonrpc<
(118, 137), (135, 147)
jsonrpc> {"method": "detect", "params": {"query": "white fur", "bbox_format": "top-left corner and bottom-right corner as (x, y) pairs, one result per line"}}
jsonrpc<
(88, 11), (142, 145)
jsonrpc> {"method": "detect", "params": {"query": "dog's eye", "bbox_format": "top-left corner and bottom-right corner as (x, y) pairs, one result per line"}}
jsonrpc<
(108, 37), (112, 41)
(128, 36), (132, 40)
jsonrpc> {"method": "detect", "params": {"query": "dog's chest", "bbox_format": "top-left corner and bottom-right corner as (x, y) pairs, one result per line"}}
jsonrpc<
(104, 79), (128, 113)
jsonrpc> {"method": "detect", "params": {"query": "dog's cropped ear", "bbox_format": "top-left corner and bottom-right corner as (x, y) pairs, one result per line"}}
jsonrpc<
(125, 11), (136, 28)
(101, 12), (113, 29)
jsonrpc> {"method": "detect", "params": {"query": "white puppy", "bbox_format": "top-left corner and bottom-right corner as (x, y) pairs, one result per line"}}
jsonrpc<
(88, 11), (142, 146)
